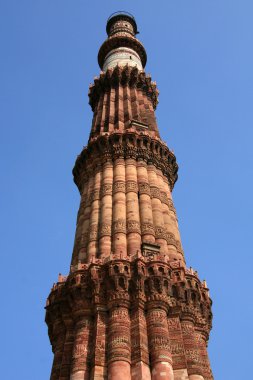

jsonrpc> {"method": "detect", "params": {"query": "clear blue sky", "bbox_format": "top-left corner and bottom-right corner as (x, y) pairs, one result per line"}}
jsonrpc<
(1, 1), (252, 379)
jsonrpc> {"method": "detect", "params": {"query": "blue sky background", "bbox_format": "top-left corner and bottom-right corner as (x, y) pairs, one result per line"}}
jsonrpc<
(1, 1), (252, 379)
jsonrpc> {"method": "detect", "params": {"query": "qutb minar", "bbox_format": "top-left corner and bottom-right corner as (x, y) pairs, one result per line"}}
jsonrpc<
(46, 12), (213, 380)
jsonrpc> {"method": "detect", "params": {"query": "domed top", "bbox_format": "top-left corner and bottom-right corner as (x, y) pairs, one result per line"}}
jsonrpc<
(98, 12), (146, 71)
(106, 11), (138, 37)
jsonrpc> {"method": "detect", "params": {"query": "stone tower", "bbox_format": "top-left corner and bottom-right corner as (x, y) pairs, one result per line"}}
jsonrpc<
(46, 12), (213, 380)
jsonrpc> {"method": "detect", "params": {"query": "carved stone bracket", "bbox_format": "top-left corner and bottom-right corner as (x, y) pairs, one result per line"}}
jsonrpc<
(73, 132), (178, 194)
(89, 65), (158, 111)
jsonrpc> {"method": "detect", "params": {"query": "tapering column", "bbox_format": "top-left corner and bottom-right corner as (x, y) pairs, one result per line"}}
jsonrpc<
(90, 307), (108, 380)
(157, 171), (173, 234)
(77, 175), (94, 263)
(181, 318), (203, 380)
(162, 176), (183, 262)
(101, 90), (109, 133)
(131, 303), (151, 380)
(87, 167), (102, 261)
(123, 83), (132, 128)
(47, 12), (213, 380)
(71, 179), (89, 266)
(50, 314), (66, 380)
(131, 87), (140, 121)
(147, 164), (168, 254)
(112, 158), (127, 255)
(108, 87), (115, 132)
(146, 304), (174, 380)
(167, 317), (188, 380)
(115, 83), (124, 130)
(93, 91), (104, 134)
(99, 160), (113, 258)
(107, 305), (131, 380)
(142, 92), (158, 136)
(138, 88), (148, 125)
(195, 330), (213, 380)
(137, 160), (155, 244)
(104, 90), (110, 132)
(70, 315), (92, 380)
(59, 318), (75, 380)
(125, 158), (141, 256)
(162, 177), (180, 240)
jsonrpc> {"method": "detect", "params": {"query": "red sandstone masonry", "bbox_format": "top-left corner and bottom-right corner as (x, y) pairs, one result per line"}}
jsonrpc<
(46, 12), (213, 380)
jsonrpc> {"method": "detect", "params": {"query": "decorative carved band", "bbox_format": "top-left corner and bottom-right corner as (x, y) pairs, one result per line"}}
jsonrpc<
(99, 223), (112, 237)
(46, 258), (213, 378)
(138, 182), (150, 196)
(73, 131), (178, 194)
(113, 181), (126, 194)
(101, 183), (113, 196)
(155, 226), (167, 240)
(89, 189), (100, 203)
(166, 232), (177, 246)
(113, 219), (127, 234)
(126, 220), (141, 234)
(150, 186), (161, 199)
(160, 191), (169, 205)
(89, 225), (99, 241)
(126, 180), (138, 193)
(141, 222), (155, 236)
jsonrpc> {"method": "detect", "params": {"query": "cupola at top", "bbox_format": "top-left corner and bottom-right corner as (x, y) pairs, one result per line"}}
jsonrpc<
(98, 11), (147, 72)
(106, 11), (138, 37)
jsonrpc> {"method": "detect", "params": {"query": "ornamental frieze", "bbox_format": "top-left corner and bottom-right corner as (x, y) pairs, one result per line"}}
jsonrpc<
(150, 186), (161, 199)
(46, 257), (212, 370)
(168, 318), (181, 329)
(72, 343), (91, 358)
(89, 224), (99, 241)
(138, 182), (150, 196)
(101, 183), (113, 196)
(107, 350), (131, 362)
(141, 222), (155, 236)
(99, 223), (112, 237)
(149, 336), (171, 351)
(113, 181), (126, 193)
(185, 349), (200, 363)
(108, 336), (130, 349)
(73, 132), (178, 194)
(110, 308), (129, 319)
(112, 219), (126, 234)
(170, 342), (185, 355)
(160, 191), (168, 204)
(155, 226), (166, 240)
(148, 309), (167, 322)
(166, 232), (177, 246)
(126, 180), (138, 193)
(89, 189), (100, 203)
(126, 220), (141, 234)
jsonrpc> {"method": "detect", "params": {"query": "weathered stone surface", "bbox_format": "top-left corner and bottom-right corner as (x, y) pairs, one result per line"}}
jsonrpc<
(46, 12), (213, 380)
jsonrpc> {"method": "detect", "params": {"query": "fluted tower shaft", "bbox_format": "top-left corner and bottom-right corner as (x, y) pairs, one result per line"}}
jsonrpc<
(46, 12), (213, 380)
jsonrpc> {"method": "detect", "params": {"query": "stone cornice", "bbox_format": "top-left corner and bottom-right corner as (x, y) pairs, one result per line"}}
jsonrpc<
(89, 65), (158, 111)
(46, 258), (212, 346)
(73, 131), (178, 193)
